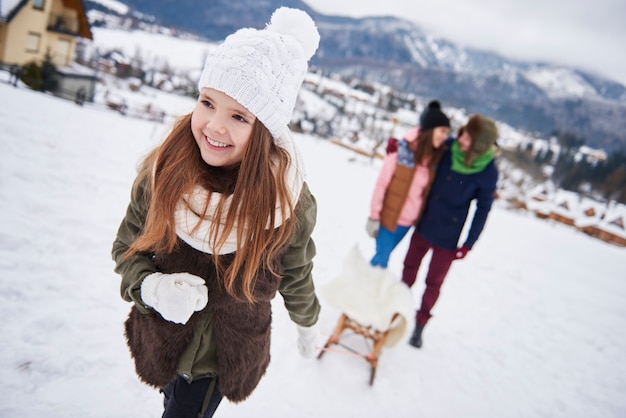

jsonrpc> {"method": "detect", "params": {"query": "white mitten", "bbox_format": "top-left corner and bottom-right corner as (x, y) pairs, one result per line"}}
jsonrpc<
(296, 323), (321, 359)
(366, 218), (380, 238)
(140, 272), (208, 325)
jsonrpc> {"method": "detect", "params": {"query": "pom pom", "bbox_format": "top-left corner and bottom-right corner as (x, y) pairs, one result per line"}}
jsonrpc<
(427, 100), (441, 110)
(267, 7), (320, 61)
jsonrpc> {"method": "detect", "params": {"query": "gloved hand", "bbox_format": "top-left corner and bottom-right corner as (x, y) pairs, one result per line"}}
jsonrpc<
(140, 272), (208, 324)
(296, 324), (321, 359)
(454, 245), (470, 260)
(386, 138), (398, 154)
(366, 218), (380, 238)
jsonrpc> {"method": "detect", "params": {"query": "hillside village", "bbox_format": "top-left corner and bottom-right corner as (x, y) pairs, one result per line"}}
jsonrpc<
(1, 0), (625, 248)
(293, 72), (626, 248)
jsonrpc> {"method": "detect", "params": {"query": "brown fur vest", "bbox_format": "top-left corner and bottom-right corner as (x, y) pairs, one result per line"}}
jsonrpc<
(124, 239), (283, 402)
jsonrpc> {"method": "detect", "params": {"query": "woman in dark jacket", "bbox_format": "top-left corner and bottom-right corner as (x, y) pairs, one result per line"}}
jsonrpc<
(401, 114), (499, 348)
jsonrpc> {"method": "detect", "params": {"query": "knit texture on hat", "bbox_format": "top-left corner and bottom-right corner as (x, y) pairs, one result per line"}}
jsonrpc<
(464, 115), (498, 166)
(197, 7), (320, 141)
(421, 101), (450, 131)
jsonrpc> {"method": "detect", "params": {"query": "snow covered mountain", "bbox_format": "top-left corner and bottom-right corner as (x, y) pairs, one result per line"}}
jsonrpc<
(85, 0), (626, 152)
(310, 14), (626, 152)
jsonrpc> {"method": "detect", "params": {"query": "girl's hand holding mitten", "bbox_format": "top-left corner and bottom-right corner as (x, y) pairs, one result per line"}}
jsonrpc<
(140, 272), (208, 324)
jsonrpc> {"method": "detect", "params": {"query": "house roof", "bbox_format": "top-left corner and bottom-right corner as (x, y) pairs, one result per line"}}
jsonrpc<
(65, 0), (93, 39)
(550, 189), (580, 218)
(526, 184), (554, 202)
(526, 199), (552, 215)
(0, 0), (26, 21)
(573, 198), (606, 228)
(598, 204), (626, 239)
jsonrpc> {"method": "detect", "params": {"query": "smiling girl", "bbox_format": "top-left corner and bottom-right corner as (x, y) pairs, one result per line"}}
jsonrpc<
(112, 8), (322, 417)
(367, 101), (451, 268)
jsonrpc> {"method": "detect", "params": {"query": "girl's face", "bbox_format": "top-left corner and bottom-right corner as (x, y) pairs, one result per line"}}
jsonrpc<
(458, 129), (473, 152)
(431, 126), (450, 148)
(191, 87), (256, 167)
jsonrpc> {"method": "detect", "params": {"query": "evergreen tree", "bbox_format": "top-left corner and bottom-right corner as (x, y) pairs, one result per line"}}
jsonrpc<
(600, 153), (626, 203)
(19, 49), (59, 93)
(20, 61), (42, 90)
(40, 49), (59, 93)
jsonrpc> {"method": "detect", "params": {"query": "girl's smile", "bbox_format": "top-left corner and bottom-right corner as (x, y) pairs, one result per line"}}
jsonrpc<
(206, 137), (230, 149)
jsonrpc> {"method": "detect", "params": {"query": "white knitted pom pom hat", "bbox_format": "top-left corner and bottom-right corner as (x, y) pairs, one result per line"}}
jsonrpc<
(197, 7), (320, 142)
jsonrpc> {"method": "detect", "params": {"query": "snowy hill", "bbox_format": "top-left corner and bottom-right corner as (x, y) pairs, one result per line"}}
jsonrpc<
(524, 67), (600, 99)
(1, 69), (626, 417)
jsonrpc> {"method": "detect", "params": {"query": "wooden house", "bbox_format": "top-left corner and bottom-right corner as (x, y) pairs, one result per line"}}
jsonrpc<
(525, 184), (553, 219)
(548, 189), (580, 227)
(574, 199), (606, 239)
(596, 204), (626, 247)
(1, 0), (96, 101)
(1, 0), (92, 67)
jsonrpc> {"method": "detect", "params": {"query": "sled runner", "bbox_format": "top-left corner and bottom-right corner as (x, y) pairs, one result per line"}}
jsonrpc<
(318, 312), (401, 385)
(317, 246), (414, 385)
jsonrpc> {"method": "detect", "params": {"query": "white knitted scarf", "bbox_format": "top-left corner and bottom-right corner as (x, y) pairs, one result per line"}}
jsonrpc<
(174, 132), (304, 255)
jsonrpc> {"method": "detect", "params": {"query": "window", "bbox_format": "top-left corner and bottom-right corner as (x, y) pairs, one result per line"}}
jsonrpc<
(55, 38), (71, 65)
(33, 0), (45, 10)
(26, 32), (41, 53)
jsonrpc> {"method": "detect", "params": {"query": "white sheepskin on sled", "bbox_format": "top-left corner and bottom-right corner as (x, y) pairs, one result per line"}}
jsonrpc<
(321, 245), (415, 347)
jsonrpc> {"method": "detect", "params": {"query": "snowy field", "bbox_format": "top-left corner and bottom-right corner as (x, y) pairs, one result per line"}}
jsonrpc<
(1, 80), (625, 417)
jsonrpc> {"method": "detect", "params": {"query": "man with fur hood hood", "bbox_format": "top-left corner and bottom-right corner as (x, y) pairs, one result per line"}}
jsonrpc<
(401, 114), (499, 348)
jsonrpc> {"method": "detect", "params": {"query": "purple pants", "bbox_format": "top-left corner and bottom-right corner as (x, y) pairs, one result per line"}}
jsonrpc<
(401, 232), (456, 326)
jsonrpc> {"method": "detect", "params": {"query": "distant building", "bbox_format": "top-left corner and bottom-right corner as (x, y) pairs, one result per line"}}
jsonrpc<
(0, 0), (96, 101)
(591, 204), (626, 247)
(0, 0), (92, 67)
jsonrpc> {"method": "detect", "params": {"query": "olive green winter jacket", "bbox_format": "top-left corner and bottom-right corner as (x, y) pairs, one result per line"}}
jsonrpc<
(112, 178), (321, 383)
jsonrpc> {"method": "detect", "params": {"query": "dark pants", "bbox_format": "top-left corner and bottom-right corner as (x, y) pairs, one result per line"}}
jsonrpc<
(162, 375), (223, 418)
(401, 232), (456, 326)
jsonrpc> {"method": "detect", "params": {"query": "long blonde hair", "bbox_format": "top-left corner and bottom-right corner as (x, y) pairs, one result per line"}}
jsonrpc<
(125, 113), (297, 302)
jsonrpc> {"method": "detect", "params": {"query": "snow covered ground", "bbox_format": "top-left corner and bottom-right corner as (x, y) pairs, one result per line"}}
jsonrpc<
(1, 79), (625, 417)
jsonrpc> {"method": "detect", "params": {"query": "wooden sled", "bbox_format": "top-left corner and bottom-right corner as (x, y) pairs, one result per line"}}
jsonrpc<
(317, 312), (400, 385)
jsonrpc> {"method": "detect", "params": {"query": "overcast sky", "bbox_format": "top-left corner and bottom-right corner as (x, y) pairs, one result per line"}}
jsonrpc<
(305, 0), (626, 86)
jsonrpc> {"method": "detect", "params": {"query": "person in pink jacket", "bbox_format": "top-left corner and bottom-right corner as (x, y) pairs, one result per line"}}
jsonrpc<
(367, 101), (450, 268)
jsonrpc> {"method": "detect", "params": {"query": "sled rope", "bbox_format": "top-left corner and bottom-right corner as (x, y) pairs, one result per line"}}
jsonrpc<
(318, 345), (368, 359)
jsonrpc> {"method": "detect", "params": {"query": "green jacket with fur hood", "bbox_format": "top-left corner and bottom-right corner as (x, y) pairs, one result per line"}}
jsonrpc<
(112, 178), (321, 396)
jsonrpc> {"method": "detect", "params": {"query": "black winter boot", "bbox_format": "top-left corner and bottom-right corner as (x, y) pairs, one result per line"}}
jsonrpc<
(408, 324), (424, 348)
